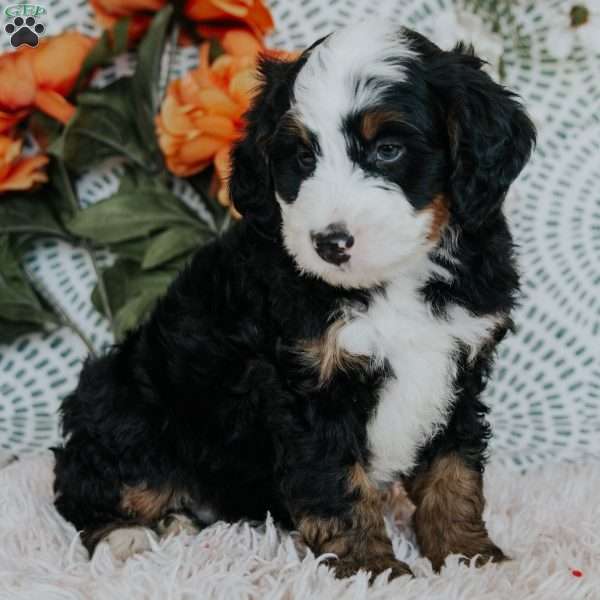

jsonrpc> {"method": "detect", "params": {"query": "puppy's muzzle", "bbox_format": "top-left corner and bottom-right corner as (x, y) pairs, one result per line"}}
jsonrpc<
(311, 223), (354, 266)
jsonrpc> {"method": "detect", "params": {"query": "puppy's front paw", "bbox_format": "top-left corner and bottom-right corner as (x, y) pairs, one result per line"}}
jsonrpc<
(467, 542), (509, 568)
(326, 556), (413, 582)
(157, 513), (200, 537)
(104, 526), (156, 561)
(435, 541), (508, 571)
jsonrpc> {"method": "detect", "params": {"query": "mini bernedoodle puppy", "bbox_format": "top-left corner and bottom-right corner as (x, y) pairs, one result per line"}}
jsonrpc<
(53, 20), (536, 579)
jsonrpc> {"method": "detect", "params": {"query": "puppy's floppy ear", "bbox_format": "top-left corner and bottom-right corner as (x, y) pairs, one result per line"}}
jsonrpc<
(229, 55), (301, 228)
(429, 44), (536, 231)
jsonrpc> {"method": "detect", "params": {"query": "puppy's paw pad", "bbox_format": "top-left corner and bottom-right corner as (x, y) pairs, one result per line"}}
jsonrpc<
(105, 527), (155, 561)
(157, 513), (200, 537)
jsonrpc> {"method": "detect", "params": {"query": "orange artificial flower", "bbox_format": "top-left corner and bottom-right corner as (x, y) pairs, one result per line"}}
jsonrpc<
(90, 0), (164, 41)
(0, 134), (48, 193)
(90, 0), (274, 43)
(156, 30), (262, 216)
(0, 32), (95, 133)
(187, 0), (274, 39)
(0, 51), (36, 133)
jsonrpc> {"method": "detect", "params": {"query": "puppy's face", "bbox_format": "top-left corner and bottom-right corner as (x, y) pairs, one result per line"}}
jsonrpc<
(271, 27), (447, 288)
(230, 21), (535, 289)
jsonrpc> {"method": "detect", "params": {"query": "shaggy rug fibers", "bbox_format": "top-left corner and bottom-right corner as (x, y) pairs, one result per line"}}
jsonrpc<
(0, 453), (598, 600)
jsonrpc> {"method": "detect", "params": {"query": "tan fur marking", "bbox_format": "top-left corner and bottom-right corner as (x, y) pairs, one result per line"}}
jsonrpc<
(281, 113), (312, 146)
(82, 486), (191, 556)
(361, 110), (406, 140)
(407, 453), (507, 571)
(424, 194), (450, 242)
(121, 485), (178, 521)
(299, 320), (370, 385)
(297, 464), (412, 580)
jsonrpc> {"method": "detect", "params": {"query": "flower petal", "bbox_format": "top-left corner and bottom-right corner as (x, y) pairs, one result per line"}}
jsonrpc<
(197, 89), (243, 119)
(0, 51), (36, 111)
(31, 32), (96, 97)
(159, 94), (195, 136)
(228, 69), (258, 107)
(214, 144), (233, 181)
(221, 29), (262, 57)
(166, 155), (211, 178)
(0, 153), (49, 193)
(189, 114), (238, 140)
(33, 90), (76, 125)
(186, 0), (274, 38)
(179, 135), (226, 164)
(0, 109), (29, 134)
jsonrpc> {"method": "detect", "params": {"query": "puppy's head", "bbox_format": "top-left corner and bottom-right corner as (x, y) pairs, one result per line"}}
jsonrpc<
(229, 20), (535, 289)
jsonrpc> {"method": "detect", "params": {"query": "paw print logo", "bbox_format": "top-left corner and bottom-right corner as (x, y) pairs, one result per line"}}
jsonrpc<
(5, 16), (45, 48)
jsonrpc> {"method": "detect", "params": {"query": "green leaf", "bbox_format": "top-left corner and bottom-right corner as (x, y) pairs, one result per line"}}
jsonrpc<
(0, 319), (45, 344)
(59, 7), (173, 175)
(111, 237), (153, 262)
(66, 188), (202, 244)
(91, 259), (176, 339)
(47, 158), (80, 222)
(117, 165), (171, 194)
(209, 38), (225, 62)
(29, 111), (64, 150)
(61, 78), (152, 173)
(0, 193), (67, 239)
(114, 291), (162, 340)
(132, 5), (174, 163)
(141, 226), (207, 269)
(0, 236), (57, 334)
(75, 18), (130, 91)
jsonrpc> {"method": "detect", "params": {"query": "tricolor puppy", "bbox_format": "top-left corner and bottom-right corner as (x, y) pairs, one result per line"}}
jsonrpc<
(54, 20), (535, 579)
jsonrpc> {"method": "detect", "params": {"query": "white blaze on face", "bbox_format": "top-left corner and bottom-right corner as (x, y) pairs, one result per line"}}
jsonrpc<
(277, 20), (433, 289)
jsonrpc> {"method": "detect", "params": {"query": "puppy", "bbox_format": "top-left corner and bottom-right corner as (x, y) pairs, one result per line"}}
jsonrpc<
(53, 20), (535, 579)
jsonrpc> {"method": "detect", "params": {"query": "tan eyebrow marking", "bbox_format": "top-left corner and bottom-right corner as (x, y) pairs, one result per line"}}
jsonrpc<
(360, 109), (407, 141)
(279, 111), (312, 146)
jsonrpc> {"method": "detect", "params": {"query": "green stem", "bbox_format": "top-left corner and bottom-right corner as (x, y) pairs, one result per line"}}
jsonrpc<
(166, 23), (180, 91)
(23, 267), (98, 359)
(0, 226), (74, 241)
(55, 306), (98, 359)
(55, 158), (79, 215)
(87, 243), (117, 341)
(56, 158), (117, 340)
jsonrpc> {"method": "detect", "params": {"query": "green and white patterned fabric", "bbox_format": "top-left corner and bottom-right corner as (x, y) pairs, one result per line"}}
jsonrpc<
(1, 0), (598, 469)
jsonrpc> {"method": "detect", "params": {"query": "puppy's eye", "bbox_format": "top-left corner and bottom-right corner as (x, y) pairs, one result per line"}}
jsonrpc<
(375, 142), (403, 163)
(296, 147), (316, 170)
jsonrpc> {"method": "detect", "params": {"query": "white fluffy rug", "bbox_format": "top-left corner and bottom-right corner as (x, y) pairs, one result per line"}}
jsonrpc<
(0, 453), (598, 600)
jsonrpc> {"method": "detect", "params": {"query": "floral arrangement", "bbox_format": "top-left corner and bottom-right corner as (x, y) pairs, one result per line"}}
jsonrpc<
(0, 0), (280, 352)
(0, 0), (598, 353)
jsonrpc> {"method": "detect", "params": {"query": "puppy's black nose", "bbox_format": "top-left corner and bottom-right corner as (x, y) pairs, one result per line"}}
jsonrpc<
(311, 224), (354, 266)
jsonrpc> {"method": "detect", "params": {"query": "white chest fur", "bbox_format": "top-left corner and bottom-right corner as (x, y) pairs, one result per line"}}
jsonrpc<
(336, 270), (501, 484)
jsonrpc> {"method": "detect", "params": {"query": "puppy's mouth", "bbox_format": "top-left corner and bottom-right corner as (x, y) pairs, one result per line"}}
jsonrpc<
(310, 223), (354, 266)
